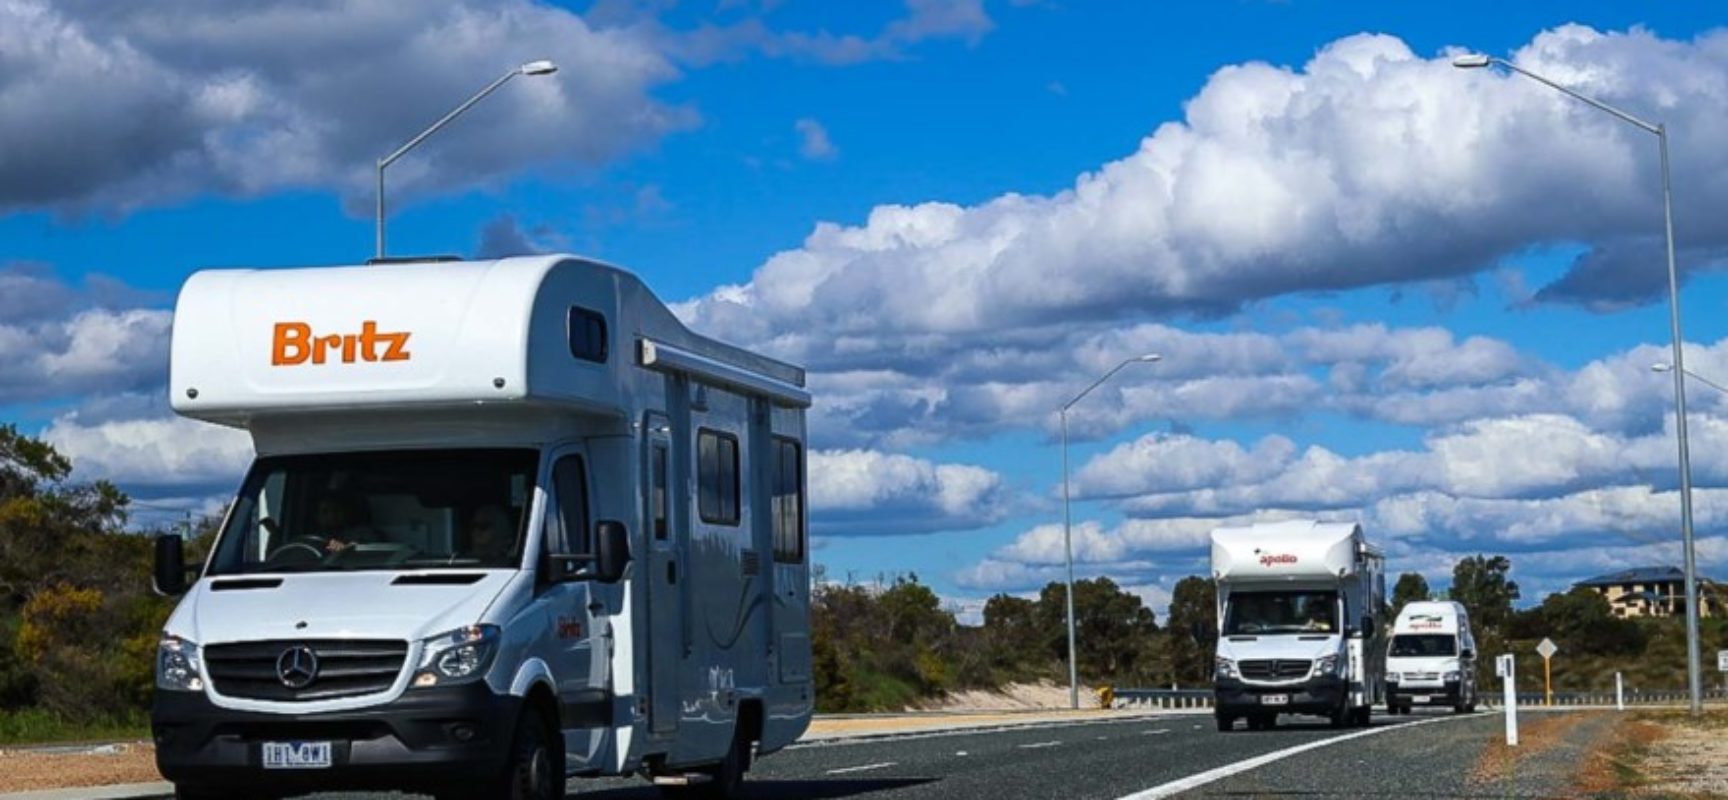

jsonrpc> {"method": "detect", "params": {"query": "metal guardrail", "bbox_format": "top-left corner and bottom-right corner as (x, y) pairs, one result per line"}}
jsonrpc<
(1111, 689), (1214, 710)
(1111, 686), (1728, 710)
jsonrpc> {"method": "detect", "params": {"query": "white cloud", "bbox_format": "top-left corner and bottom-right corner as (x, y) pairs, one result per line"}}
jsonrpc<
(1, 0), (692, 213)
(810, 448), (1011, 535)
(0, 307), (172, 404)
(42, 412), (253, 490)
(794, 118), (837, 161)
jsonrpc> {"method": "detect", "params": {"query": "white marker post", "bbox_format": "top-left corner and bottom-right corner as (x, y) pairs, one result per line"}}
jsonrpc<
(1497, 654), (1518, 746)
(1616, 672), (1624, 711)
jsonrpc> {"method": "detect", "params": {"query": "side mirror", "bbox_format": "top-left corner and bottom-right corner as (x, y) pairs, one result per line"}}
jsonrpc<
(153, 535), (189, 596)
(595, 520), (630, 584)
(1461, 648), (1476, 660)
(1360, 615), (1374, 638)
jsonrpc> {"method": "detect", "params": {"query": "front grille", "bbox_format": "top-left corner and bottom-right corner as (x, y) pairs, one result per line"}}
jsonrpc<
(1405, 671), (1440, 682)
(204, 639), (407, 702)
(1239, 659), (1312, 680)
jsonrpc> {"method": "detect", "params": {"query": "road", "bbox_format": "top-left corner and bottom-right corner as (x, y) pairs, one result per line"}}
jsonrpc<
(138, 709), (1563, 800)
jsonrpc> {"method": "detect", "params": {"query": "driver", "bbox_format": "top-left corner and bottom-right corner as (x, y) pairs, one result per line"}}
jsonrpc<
(1301, 602), (1333, 632)
(313, 494), (380, 553)
(466, 505), (515, 563)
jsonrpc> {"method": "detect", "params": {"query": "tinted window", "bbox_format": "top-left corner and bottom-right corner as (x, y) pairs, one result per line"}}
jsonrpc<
(698, 429), (739, 525)
(549, 455), (591, 556)
(1390, 634), (1457, 657)
(772, 438), (804, 563)
(651, 442), (669, 540)
(208, 449), (536, 574)
(568, 306), (608, 364)
(1224, 591), (1339, 636)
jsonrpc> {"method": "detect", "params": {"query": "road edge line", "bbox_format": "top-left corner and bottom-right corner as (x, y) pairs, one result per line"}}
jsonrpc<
(1115, 714), (1477, 800)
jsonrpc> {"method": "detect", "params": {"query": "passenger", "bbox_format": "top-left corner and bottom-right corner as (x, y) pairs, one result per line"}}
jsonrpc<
(467, 505), (515, 564)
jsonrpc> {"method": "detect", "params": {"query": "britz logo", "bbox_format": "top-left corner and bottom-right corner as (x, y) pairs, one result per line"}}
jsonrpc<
(271, 321), (411, 366)
(1259, 553), (1298, 567)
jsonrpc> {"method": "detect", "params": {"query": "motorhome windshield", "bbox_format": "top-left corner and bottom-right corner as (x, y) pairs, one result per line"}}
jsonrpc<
(207, 448), (537, 574)
(1223, 590), (1339, 635)
(1390, 634), (1456, 657)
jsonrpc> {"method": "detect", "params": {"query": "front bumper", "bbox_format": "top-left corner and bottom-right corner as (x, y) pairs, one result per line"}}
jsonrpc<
(1388, 681), (1462, 705)
(1214, 675), (1347, 716)
(152, 682), (521, 795)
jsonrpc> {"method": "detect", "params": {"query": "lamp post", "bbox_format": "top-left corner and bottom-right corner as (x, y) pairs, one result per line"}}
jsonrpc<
(1653, 362), (1728, 398)
(376, 59), (559, 259)
(1456, 53), (1702, 715)
(1059, 353), (1161, 709)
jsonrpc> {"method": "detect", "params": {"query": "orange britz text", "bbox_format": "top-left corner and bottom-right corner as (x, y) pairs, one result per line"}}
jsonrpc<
(271, 322), (412, 366)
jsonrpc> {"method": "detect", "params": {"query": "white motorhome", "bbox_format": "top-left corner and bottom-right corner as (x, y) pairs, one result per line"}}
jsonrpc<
(1385, 601), (1478, 714)
(1210, 520), (1385, 731)
(149, 255), (812, 800)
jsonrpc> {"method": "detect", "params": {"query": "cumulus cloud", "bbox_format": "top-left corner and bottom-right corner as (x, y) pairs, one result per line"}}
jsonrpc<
(678, 25), (1728, 382)
(2, 0), (692, 213)
(42, 411), (253, 490)
(656, 0), (993, 67)
(810, 448), (1011, 536)
(0, 306), (172, 405)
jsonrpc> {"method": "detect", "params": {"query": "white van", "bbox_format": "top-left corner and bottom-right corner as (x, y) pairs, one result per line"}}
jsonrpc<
(150, 255), (813, 800)
(1385, 601), (1478, 714)
(1210, 521), (1385, 731)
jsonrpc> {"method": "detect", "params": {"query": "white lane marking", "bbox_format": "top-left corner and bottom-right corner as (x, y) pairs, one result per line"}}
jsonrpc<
(1114, 715), (1474, 800)
(826, 761), (897, 775)
(1142, 729), (1170, 735)
(1018, 740), (1063, 749)
(1097, 735), (1111, 740)
(788, 713), (1189, 749)
(956, 751), (969, 757)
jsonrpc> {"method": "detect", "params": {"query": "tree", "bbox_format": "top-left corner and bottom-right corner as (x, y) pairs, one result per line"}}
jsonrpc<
(1536, 587), (1646, 657)
(1450, 555), (1520, 634)
(1035, 577), (1160, 682)
(1390, 572), (1431, 617)
(1164, 576), (1216, 685)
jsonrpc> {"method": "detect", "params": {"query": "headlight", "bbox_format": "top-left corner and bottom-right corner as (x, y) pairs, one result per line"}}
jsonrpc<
(156, 636), (204, 692)
(1215, 656), (1238, 680)
(1443, 670), (1462, 682)
(412, 625), (500, 688)
(1313, 654), (1341, 677)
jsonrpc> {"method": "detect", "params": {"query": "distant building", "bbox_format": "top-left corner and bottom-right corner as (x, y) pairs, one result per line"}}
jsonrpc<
(1574, 566), (1720, 619)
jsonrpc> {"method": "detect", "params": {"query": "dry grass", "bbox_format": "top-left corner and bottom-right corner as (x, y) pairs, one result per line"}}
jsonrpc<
(1628, 710), (1728, 798)
(1469, 711), (1600, 787)
(0, 742), (163, 793)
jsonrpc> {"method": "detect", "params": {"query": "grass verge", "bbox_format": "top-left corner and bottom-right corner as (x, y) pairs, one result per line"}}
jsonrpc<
(0, 709), (149, 746)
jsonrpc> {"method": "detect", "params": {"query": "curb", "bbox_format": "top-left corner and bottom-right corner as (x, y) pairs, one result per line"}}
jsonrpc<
(0, 784), (170, 800)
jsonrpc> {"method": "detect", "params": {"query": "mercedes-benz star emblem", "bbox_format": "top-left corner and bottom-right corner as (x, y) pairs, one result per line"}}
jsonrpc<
(276, 645), (319, 690)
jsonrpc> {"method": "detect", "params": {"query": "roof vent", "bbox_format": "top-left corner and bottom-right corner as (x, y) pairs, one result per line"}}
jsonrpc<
(365, 255), (464, 266)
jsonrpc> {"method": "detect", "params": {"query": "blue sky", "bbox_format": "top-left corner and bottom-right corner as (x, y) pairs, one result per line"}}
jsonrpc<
(7, 0), (1728, 619)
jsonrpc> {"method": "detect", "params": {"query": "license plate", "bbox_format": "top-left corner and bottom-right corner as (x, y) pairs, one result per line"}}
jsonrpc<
(1413, 695), (1434, 702)
(1260, 694), (1289, 706)
(262, 741), (332, 769)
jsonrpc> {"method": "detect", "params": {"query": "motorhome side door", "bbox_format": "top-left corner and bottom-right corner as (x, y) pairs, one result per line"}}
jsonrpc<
(540, 448), (608, 761)
(643, 415), (682, 736)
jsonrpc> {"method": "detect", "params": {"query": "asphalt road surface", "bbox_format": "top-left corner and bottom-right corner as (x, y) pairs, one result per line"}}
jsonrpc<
(144, 709), (1547, 800)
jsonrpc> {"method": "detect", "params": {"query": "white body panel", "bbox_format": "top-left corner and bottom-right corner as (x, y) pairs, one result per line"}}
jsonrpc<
(158, 255), (812, 784)
(1386, 601), (1478, 706)
(1210, 520), (1386, 720)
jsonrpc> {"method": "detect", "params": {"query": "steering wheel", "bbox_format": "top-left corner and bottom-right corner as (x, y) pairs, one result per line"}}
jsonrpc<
(265, 535), (334, 564)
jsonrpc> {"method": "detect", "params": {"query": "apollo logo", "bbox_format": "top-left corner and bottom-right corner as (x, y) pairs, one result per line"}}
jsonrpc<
(272, 322), (411, 366)
(1259, 553), (1298, 567)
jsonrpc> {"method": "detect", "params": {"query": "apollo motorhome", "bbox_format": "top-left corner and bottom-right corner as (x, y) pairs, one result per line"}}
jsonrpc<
(1210, 520), (1385, 731)
(1385, 601), (1478, 714)
(150, 255), (812, 800)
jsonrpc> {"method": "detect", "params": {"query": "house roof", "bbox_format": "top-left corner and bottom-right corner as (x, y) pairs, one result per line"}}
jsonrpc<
(1575, 566), (1693, 588)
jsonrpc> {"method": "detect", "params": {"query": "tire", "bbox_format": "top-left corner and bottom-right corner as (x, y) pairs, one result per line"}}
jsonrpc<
(1354, 706), (1372, 727)
(1215, 714), (1235, 732)
(1328, 703), (1348, 729)
(1466, 701), (1478, 713)
(491, 706), (561, 800)
(175, 787), (265, 800)
(700, 718), (753, 799)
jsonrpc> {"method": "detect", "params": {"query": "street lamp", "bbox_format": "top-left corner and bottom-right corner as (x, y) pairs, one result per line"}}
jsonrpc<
(1059, 353), (1162, 709)
(1456, 53), (1703, 714)
(375, 59), (559, 259)
(1653, 362), (1728, 397)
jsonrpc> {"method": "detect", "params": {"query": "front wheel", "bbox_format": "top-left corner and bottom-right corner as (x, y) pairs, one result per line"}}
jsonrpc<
(488, 706), (560, 800)
(1214, 714), (1234, 732)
